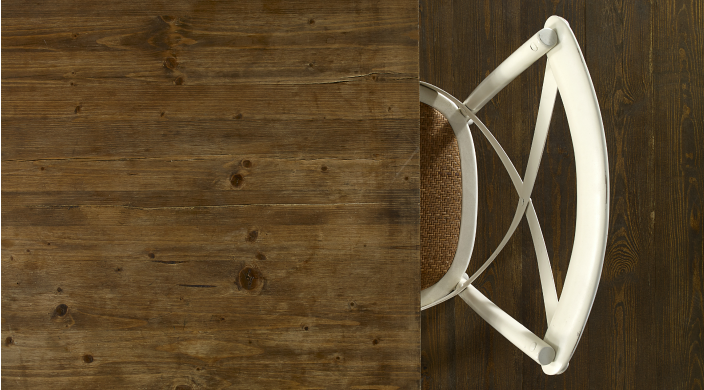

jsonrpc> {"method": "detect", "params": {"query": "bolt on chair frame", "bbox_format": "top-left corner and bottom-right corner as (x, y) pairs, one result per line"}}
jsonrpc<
(419, 16), (609, 375)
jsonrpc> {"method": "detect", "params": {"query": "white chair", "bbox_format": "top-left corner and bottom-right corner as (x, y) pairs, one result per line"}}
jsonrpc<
(419, 16), (609, 375)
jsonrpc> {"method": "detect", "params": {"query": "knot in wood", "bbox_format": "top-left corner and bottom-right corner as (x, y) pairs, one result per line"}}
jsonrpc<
(54, 304), (68, 317)
(238, 267), (262, 291)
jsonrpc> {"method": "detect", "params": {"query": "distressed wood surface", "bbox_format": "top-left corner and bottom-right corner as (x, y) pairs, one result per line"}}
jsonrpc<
(1, 1), (420, 389)
(420, 0), (703, 389)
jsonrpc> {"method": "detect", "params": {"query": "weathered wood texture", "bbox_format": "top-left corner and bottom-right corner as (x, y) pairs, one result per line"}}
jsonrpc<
(420, 0), (703, 389)
(1, 1), (420, 389)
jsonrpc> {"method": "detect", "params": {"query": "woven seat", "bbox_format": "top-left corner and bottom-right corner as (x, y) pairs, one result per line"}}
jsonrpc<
(420, 103), (462, 290)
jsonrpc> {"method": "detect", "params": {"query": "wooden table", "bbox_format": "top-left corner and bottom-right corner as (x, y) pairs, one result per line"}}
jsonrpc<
(1, 1), (420, 388)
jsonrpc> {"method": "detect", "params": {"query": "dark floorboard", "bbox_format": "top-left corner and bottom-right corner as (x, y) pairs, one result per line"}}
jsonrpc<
(419, 1), (703, 389)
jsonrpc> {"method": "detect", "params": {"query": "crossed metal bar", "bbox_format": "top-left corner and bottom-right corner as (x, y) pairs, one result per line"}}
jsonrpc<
(420, 62), (560, 325)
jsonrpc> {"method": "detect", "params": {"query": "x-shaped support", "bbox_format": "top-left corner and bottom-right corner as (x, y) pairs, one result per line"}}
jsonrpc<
(422, 62), (560, 326)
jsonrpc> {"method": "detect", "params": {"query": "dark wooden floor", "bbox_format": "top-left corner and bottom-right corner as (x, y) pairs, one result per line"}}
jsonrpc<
(419, 0), (703, 389)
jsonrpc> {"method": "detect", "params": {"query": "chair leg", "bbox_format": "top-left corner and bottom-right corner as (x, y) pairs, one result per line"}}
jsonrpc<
(459, 285), (556, 366)
(463, 28), (557, 113)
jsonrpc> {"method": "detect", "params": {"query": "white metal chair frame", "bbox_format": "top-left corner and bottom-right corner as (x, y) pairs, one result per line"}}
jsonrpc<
(419, 16), (609, 375)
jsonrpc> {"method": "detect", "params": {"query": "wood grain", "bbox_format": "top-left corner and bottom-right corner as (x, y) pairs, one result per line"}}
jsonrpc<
(1, 1), (420, 389)
(420, 0), (703, 389)
(654, 0), (704, 389)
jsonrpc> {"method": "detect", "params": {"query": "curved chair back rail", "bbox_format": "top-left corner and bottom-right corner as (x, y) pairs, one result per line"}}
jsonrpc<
(419, 16), (609, 376)
(538, 15), (609, 376)
(419, 83), (478, 307)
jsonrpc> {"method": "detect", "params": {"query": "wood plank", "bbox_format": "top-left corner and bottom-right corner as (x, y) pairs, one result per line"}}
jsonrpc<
(2, 157), (418, 197)
(469, 0), (528, 387)
(456, 1), (526, 388)
(1, 9), (417, 87)
(1, 119), (417, 161)
(0, 1), (417, 18)
(2, 83), (416, 121)
(1, 48), (416, 87)
(417, 1), (460, 387)
(2, 0), (420, 388)
(418, 1), (460, 389)
(653, 0), (704, 389)
(582, 1), (657, 389)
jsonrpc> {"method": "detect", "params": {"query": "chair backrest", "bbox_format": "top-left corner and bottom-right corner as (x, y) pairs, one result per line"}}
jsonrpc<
(419, 16), (609, 375)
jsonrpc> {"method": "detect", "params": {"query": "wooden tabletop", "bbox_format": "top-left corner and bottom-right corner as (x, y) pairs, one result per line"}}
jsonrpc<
(1, 1), (420, 388)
